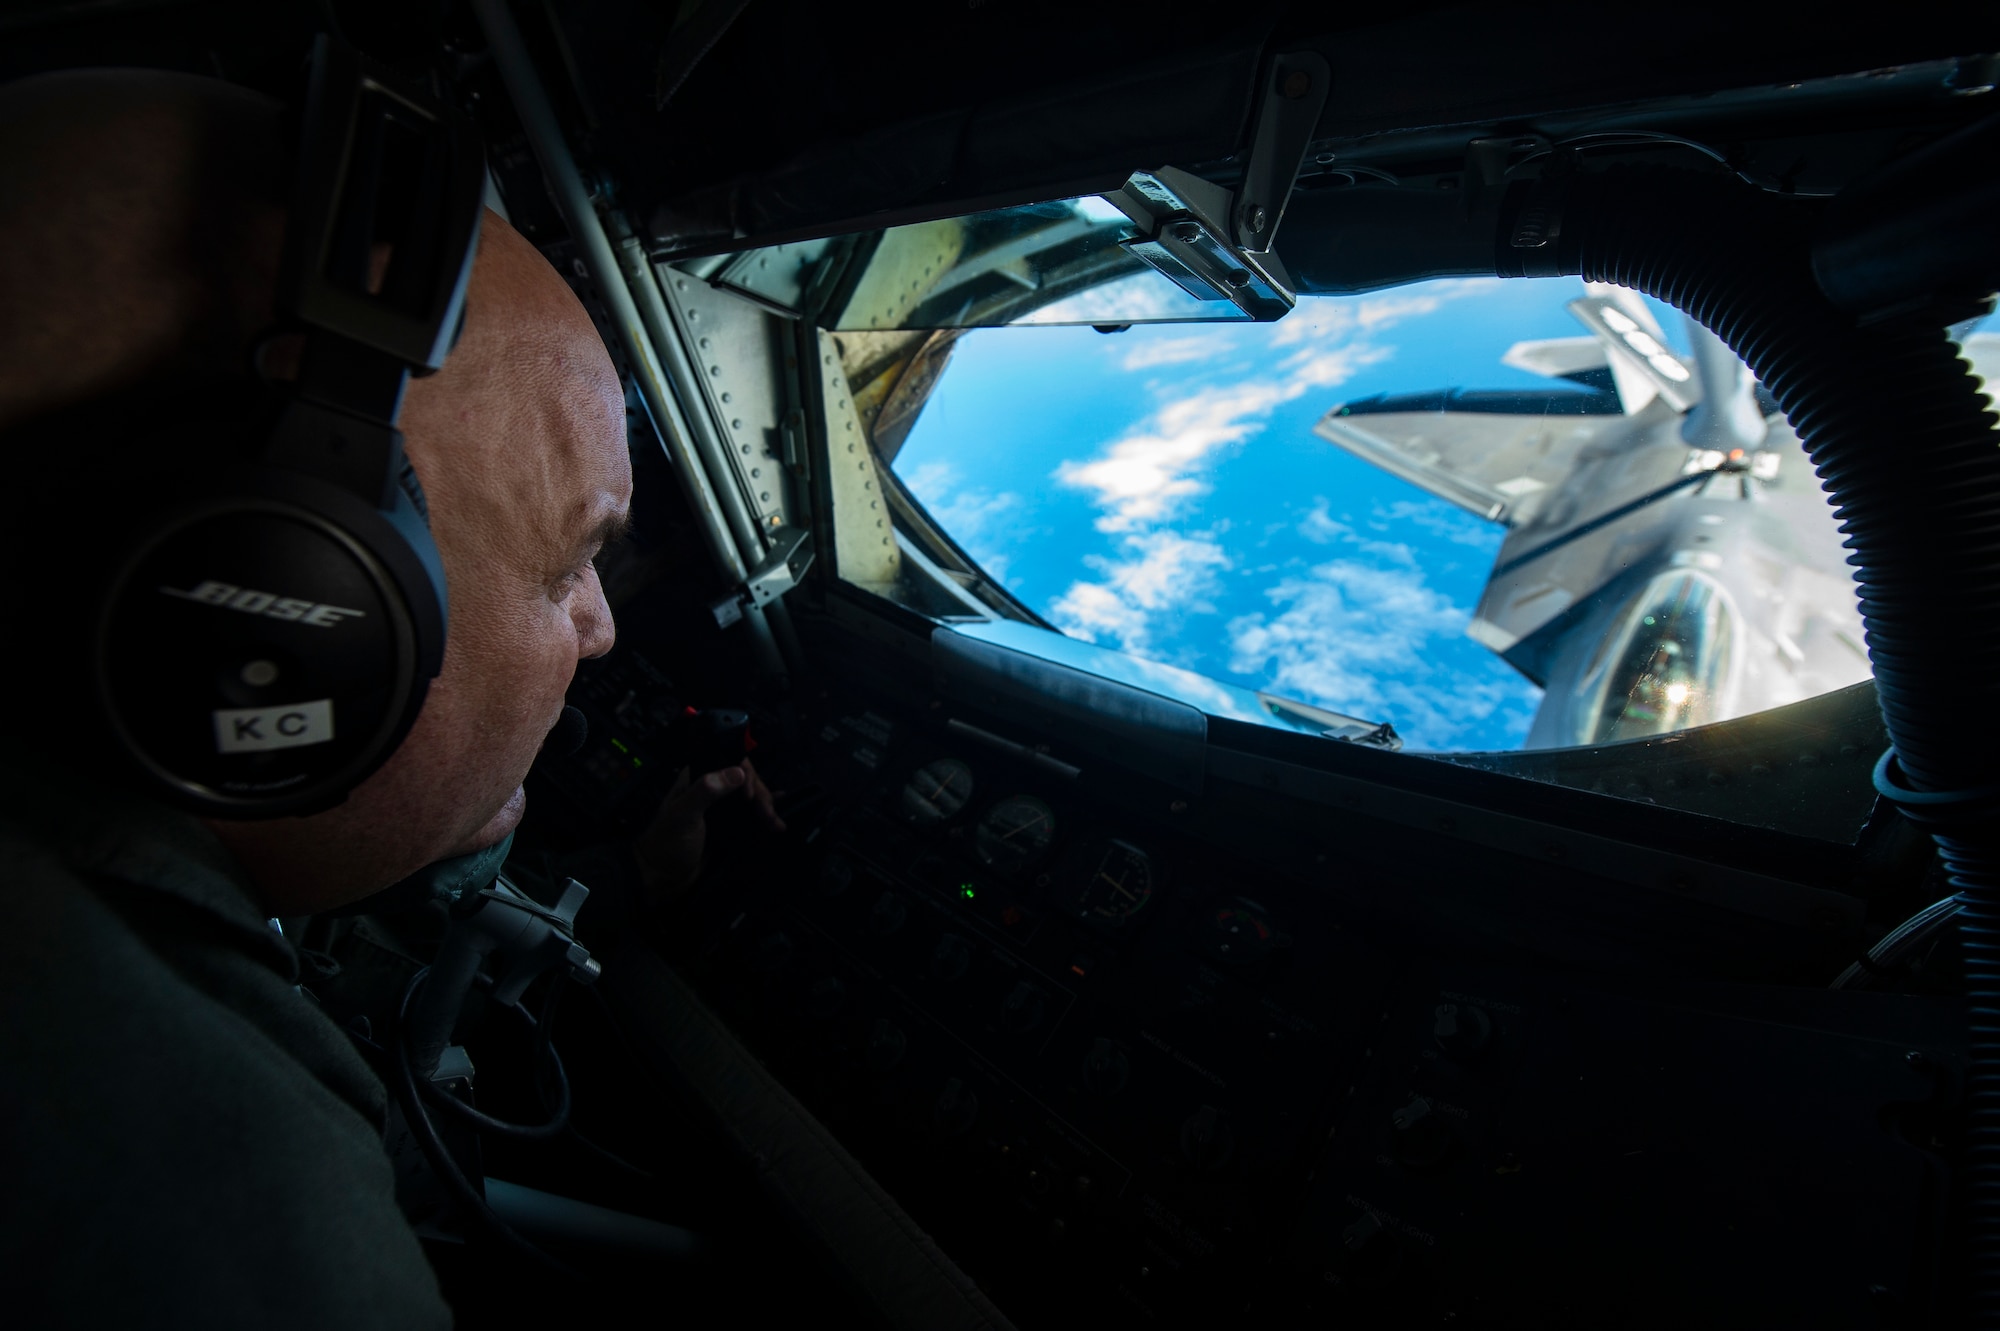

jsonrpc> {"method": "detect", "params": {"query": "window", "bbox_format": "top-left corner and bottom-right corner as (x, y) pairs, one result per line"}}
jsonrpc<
(783, 205), (2000, 839)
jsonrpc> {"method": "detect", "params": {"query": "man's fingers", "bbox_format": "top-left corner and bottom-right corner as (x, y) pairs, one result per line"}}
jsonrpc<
(704, 764), (749, 794)
(673, 763), (747, 816)
(738, 758), (786, 831)
(660, 759), (786, 832)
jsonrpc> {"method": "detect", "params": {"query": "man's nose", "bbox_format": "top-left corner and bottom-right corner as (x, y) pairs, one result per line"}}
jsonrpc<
(578, 586), (616, 660)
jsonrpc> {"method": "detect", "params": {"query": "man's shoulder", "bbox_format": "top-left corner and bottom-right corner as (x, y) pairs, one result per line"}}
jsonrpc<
(0, 813), (450, 1329)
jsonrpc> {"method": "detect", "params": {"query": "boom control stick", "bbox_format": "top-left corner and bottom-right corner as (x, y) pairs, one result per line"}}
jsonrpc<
(389, 870), (603, 1272)
(406, 873), (601, 1083)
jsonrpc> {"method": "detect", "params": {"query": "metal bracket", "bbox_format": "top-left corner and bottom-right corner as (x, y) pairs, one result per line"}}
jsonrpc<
(745, 523), (814, 608)
(1234, 51), (1330, 256)
(1102, 167), (1297, 321)
(711, 523), (814, 627)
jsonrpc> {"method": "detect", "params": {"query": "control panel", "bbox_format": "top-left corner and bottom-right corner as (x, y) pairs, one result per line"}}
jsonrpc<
(561, 657), (1963, 1326)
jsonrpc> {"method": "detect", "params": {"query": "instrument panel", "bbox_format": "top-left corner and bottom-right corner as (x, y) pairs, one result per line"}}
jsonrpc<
(675, 700), (1424, 1325)
(553, 659), (1962, 1327)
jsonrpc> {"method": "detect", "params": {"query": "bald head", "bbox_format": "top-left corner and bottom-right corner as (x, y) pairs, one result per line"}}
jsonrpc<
(401, 217), (631, 629)
(0, 68), (633, 909)
(215, 213), (631, 910)
(0, 69), (287, 429)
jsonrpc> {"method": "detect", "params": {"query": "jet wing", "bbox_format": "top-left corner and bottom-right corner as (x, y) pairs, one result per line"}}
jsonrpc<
(1313, 388), (1632, 525)
(1462, 407), (1697, 668)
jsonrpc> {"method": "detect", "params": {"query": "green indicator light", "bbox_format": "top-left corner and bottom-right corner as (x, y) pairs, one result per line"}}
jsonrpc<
(960, 885), (977, 900)
(610, 738), (629, 754)
(631, 757), (643, 768)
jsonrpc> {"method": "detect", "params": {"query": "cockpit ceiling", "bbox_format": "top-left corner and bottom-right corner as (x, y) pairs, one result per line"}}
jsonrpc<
(0, 3), (1991, 254)
(601, 2), (1999, 251)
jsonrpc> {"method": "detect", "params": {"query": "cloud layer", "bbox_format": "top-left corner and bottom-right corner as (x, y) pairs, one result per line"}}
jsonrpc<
(895, 277), (1544, 749)
(1053, 381), (1296, 532)
(1228, 556), (1536, 750)
(902, 460), (1022, 583)
(1048, 530), (1230, 653)
(1044, 288), (1494, 686)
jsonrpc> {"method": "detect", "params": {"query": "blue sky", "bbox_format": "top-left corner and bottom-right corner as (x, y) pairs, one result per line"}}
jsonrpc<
(890, 277), (1685, 752)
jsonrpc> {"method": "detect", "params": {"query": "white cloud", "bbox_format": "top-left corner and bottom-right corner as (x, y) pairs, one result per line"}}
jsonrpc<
(1228, 559), (1538, 749)
(1298, 499), (1351, 545)
(1053, 279), (1493, 536)
(900, 460), (1022, 583)
(1299, 498), (1421, 566)
(1045, 580), (1150, 646)
(1054, 380), (1297, 531)
(1280, 341), (1392, 389)
(1268, 278), (1496, 348)
(1119, 335), (1216, 371)
(1048, 531), (1230, 653)
(1031, 275), (1534, 746)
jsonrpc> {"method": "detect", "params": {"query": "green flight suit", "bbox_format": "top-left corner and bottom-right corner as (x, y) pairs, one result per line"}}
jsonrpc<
(0, 748), (450, 1328)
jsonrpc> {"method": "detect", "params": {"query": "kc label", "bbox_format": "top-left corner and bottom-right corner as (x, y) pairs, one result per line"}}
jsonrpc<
(213, 699), (335, 754)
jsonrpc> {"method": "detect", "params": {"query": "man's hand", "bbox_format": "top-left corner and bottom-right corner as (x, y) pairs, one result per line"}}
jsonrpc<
(633, 759), (784, 902)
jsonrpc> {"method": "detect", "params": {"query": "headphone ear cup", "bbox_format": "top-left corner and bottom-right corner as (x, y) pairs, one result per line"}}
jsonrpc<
(97, 467), (447, 818)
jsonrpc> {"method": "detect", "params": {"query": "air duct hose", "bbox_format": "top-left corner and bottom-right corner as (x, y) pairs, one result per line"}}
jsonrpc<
(1509, 165), (1999, 1315)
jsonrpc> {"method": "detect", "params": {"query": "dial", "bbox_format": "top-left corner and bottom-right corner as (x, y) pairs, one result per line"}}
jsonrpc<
(975, 795), (1056, 875)
(902, 758), (974, 826)
(1204, 898), (1282, 965)
(1059, 839), (1155, 930)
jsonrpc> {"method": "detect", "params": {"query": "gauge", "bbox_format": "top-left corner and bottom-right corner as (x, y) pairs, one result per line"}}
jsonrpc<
(1203, 897), (1282, 965)
(902, 758), (974, 826)
(975, 795), (1056, 875)
(1058, 839), (1155, 930)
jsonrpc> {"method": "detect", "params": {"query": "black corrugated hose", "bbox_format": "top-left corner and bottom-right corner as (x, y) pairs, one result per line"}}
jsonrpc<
(1511, 164), (1999, 1317)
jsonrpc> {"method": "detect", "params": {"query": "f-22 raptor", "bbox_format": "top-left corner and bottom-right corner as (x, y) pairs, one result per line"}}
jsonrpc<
(1316, 285), (2000, 751)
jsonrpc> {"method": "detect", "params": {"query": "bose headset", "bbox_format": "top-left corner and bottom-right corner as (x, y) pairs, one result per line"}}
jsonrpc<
(92, 37), (485, 819)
